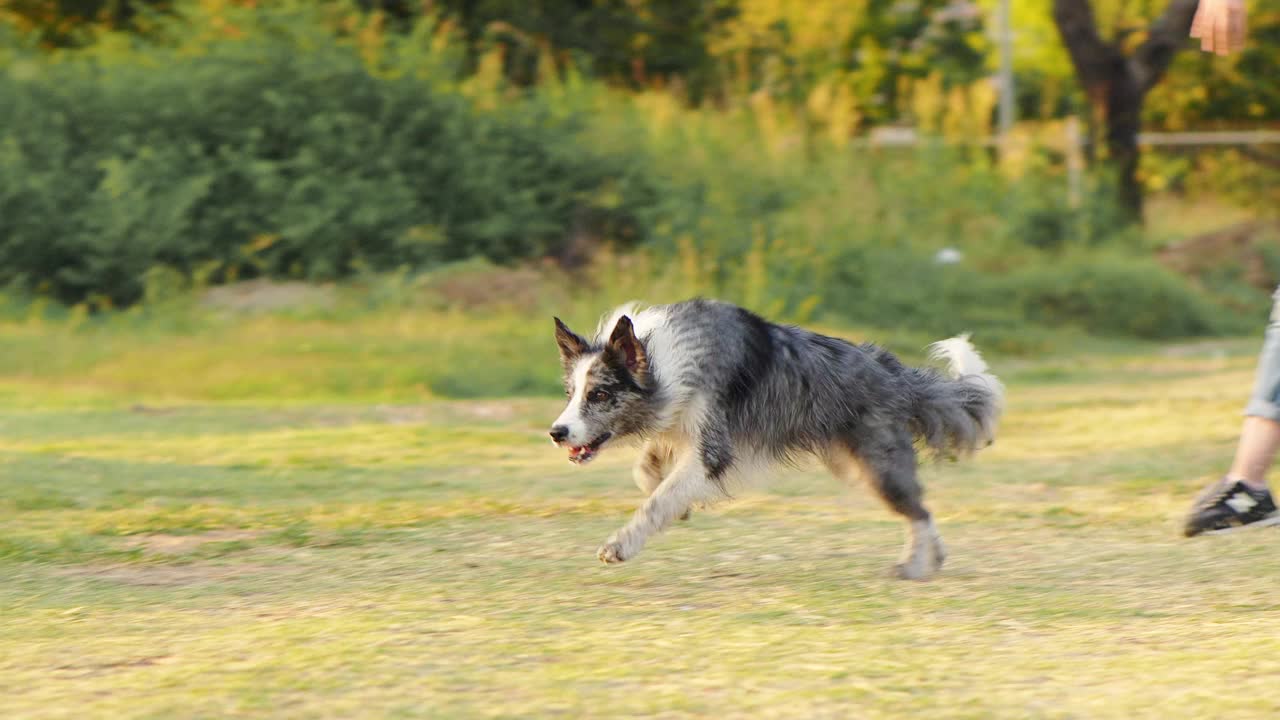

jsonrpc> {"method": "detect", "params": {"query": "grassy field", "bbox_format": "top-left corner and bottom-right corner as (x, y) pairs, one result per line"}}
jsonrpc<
(4, 313), (1280, 718)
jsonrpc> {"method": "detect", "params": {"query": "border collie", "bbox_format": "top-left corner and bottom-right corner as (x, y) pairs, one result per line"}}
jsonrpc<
(549, 298), (1003, 579)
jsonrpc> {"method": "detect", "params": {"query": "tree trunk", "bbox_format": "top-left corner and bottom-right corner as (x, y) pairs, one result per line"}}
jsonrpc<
(1103, 57), (1144, 219)
(1052, 0), (1200, 224)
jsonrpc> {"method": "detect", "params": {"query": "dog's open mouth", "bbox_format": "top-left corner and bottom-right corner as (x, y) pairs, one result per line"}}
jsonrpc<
(565, 433), (612, 465)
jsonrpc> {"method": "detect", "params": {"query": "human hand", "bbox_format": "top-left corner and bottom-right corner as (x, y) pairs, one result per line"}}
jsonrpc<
(1190, 0), (1247, 55)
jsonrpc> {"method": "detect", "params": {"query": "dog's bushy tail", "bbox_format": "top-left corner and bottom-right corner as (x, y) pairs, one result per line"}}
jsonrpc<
(910, 334), (1004, 458)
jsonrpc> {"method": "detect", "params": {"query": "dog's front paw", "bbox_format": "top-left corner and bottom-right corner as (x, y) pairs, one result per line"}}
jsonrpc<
(597, 540), (629, 564)
(892, 560), (933, 581)
(893, 543), (943, 581)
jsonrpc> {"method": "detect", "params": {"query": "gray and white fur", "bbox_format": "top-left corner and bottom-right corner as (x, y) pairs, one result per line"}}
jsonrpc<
(549, 298), (1003, 580)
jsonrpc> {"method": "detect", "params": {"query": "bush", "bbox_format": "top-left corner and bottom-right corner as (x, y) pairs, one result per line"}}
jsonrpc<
(821, 245), (1022, 337)
(818, 246), (1247, 340)
(0, 19), (659, 305)
(1007, 257), (1251, 339)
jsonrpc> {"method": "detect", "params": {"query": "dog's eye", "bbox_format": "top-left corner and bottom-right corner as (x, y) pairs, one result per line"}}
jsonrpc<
(589, 389), (611, 403)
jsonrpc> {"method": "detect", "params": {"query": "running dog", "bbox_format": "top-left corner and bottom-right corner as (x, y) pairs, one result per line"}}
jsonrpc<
(549, 298), (1003, 579)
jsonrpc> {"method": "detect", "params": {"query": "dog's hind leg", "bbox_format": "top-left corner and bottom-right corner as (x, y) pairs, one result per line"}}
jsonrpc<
(828, 432), (945, 580)
(633, 441), (690, 520)
(599, 447), (722, 564)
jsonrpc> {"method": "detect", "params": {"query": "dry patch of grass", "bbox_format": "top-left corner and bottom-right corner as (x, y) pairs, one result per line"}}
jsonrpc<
(122, 529), (267, 555)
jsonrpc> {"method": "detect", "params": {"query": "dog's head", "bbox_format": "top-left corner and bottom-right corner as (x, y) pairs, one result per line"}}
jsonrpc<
(548, 315), (654, 464)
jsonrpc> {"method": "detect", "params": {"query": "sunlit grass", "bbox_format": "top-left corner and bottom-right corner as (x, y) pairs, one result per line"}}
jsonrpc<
(2, 308), (1278, 717)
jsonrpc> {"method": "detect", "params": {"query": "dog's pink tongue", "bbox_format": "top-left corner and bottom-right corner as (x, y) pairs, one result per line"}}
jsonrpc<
(569, 446), (584, 459)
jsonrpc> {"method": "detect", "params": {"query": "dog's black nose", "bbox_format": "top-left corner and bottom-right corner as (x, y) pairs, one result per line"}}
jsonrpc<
(549, 425), (569, 442)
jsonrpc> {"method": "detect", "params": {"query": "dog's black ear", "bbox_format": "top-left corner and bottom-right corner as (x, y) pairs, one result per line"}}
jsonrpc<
(607, 315), (648, 378)
(554, 317), (589, 363)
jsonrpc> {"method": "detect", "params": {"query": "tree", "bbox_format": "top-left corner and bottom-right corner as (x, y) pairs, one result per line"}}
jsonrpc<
(711, 0), (989, 123)
(430, 0), (737, 98)
(0, 0), (172, 47)
(1052, 0), (1200, 223)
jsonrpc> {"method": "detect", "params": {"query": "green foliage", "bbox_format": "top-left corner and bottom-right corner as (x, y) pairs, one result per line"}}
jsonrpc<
(819, 245), (1242, 341)
(433, 0), (736, 97)
(1262, 240), (1280, 284)
(1008, 256), (1254, 339)
(0, 1), (1267, 341)
(10, 0), (1280, 130)
(1145, 3), (1280, 129)
(0, 0), (172, 47)
(709, 0), (989, 122)
(0, 9), (660, 305)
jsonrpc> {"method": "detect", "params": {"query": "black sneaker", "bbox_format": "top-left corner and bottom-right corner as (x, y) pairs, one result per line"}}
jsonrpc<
(1184, 478), (1280, 537)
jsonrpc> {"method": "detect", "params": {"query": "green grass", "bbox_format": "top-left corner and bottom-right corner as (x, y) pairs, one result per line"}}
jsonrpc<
(3, 312), (1280, 718)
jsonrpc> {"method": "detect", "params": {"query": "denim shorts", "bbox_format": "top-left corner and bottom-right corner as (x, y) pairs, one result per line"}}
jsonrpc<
(1245, 285), (1280, 422)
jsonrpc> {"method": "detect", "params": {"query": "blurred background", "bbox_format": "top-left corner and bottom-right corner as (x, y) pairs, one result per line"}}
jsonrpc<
(3, 2), (1280, 717)
(1, 0), (1278, 370)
